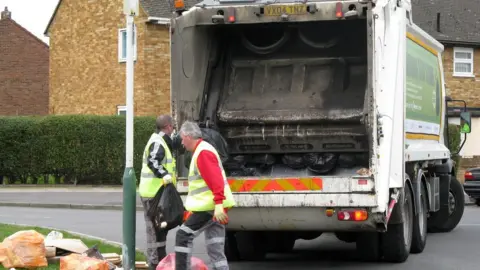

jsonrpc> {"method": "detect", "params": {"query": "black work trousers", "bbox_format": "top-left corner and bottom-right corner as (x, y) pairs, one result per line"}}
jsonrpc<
(141, 197), (168, 267)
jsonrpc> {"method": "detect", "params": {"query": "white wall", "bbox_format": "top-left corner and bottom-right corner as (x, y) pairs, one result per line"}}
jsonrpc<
(448, 117), (480, 157)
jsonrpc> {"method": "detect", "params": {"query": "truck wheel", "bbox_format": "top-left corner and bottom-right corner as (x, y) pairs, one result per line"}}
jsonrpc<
(476, 199), (480, 207)
(428, 176), (465, 233)
(356, 232), (380, 262)
(381, 184), (413, 263)
(235, 231), (267, 261)
(410, 182), (428, 254)
(225, 231), (240, 261)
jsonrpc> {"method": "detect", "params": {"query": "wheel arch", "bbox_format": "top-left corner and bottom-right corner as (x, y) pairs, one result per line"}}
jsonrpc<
(389, 173), (415, 224)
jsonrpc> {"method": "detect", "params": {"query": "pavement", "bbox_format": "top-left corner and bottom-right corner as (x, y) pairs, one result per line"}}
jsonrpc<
(1, 206), (479, 269)
(0, 186), (475, 210)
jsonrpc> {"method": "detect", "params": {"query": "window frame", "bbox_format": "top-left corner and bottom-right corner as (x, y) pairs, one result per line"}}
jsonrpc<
(118, 25), (137, 63)
(453, 47), (474, 77)
(117, 105), (127, 115)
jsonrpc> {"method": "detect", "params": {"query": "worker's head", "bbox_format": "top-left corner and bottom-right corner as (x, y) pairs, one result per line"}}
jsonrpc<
(179, 120), (202, 152)
(156, 115), (175, 136)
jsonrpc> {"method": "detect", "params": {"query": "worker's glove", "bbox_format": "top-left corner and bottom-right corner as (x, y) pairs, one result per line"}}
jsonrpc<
(163, 174), (173, 185)
(213, 204), (229, 224)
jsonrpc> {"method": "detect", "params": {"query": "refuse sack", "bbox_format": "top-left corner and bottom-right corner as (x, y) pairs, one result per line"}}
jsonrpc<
(282, 154), (306, 169)
(250, 154), (276, 168)
(304, 153), (338, 174)
(156, 253), (208, 270)
(0, 230), (48, 269)
(224, 155), (247, 170)
(147, 184), (185, 231)
(184, 127), (229, 168)
(82, 244), (116, 270)
(60, 253), (109, 270)
(337, 154), (356, 168)
(354, 153), (369, 167)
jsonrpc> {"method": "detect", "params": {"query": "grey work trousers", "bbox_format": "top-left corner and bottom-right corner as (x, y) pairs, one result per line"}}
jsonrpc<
(141, 197), (168, 266)
(175, 211), (229, 270)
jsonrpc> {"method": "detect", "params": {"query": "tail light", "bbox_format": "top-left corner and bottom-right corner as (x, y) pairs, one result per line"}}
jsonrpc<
(228, 8), (236, 23)
(174, 0), (185, 10)
(335, 2), (344, 18)
(465, 171), (474, 181)
(337, 210), (368, 221)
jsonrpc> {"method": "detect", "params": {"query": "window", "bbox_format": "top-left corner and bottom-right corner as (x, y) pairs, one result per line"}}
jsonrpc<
(453, 47), (474, 77)
(117, 105), (127, 115)
(118, 25), (137, 62)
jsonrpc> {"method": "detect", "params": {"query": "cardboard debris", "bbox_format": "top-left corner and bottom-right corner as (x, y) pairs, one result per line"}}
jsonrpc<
(102, 253), (121, 265)
(135, 261), (149, 269)
(45, 246), (56, 258)
(45, 239), (89, 255)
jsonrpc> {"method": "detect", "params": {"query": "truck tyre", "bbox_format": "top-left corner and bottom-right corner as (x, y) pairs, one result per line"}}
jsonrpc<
(225, 232), (240, 261)
(410, 182), (428, 254)
(380, 184), (413, 263)
(428, 176), (465, 233)
(356, 232), (380, 262)
(235, 231), (267, 261)
(476, 199), (480, 207)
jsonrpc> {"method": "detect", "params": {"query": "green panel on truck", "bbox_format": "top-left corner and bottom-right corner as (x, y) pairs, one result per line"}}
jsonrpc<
(405, 36), (442, 138)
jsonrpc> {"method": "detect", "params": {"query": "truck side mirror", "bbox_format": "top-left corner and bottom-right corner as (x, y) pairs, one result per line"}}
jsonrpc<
(460, 112), (472, 134)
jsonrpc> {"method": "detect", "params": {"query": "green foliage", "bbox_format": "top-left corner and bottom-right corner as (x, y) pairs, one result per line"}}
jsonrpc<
(0, 115), (156, 185)
(447, 123), (462, 166)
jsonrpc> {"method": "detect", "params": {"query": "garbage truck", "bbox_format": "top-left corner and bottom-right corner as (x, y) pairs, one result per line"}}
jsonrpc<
(167, 0), (473, 263)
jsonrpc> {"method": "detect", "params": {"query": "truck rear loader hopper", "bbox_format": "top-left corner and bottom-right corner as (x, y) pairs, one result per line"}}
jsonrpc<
(170, 0), (469, 264)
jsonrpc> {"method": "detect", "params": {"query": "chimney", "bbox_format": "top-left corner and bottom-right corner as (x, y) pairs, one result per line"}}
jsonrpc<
(1, 7), (11, 20)
(436, 12), (441, 32)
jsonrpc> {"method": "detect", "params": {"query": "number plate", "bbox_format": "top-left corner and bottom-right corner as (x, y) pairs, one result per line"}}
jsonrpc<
(264, 4), (307, 16)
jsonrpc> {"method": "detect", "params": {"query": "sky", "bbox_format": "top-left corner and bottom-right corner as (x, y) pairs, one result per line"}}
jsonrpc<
(2, 0), (60, 45)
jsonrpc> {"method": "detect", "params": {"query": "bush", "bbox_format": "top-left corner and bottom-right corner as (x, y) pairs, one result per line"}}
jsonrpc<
(448, 123), (462, 166)
(0, 115), (156, 185)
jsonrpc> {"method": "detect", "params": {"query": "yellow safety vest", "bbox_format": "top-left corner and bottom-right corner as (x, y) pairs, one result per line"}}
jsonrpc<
(139, 133), (176, 198)
(185, 140), (236, 212)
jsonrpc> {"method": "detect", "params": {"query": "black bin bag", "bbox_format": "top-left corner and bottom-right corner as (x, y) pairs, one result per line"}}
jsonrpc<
(148, 184), (185, 231)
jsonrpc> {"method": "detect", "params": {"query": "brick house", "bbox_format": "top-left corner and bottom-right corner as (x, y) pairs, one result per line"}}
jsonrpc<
(44, 0), (195, 116)
(0, 7), (49, 116)
(413, 0), (480, 180)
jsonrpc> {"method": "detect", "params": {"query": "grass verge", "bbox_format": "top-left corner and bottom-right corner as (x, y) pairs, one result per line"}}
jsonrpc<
(0, 223), (146, 270)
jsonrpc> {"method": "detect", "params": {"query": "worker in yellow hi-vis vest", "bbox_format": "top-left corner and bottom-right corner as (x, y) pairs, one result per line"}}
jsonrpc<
(174, 120), (235, 270)
(139, 114), (182, 270)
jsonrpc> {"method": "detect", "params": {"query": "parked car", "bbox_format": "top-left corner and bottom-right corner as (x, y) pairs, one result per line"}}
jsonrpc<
(463, 168), (480, 206)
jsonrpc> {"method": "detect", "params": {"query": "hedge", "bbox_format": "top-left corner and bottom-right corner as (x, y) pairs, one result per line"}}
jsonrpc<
(0, 115), (156, 185)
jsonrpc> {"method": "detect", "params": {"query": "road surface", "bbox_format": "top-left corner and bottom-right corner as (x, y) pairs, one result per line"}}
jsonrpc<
(0, 206), (479, 269)
(0, 189), (140, 208)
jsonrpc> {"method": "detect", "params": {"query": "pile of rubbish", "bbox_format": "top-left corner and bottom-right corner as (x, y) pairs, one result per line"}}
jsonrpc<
(183, 127), (369, 177)
(223, 152), (370, 177)
(0, 183), (205, 270)
(0, 230), (147, 270)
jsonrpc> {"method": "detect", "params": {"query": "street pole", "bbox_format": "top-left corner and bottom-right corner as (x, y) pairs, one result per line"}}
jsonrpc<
(122, 1), (138, 269)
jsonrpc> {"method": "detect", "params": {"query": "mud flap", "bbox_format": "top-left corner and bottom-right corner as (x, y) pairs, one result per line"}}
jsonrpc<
(388, 185), (410, 225)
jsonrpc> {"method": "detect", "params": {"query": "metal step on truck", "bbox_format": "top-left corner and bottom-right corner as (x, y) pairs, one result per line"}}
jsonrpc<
(167, 0), (473, 263)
